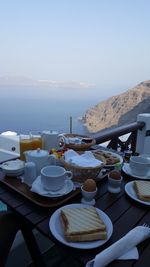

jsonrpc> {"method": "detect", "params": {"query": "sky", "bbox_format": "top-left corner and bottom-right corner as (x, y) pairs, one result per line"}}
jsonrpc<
(0, 0), (150, 94)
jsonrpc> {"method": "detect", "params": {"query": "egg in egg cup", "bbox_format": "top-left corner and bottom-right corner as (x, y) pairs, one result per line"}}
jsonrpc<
(108, 170), (123, 193)
(81, 179), (97, 206)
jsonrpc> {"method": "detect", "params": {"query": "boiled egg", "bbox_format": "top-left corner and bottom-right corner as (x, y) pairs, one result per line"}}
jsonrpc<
(109, 170), (121, 180)
(83, 179), (97, 192)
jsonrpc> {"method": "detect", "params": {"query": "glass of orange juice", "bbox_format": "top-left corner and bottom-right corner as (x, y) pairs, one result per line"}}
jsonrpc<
(30, 132), (42, 150)
(20, 134), (33, 161)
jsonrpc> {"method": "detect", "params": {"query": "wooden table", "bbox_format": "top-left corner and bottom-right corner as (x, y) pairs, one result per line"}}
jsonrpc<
(0, 168), (150, 267)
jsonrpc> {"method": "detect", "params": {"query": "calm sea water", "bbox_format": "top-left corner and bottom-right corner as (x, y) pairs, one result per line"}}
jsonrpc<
(0, 85), (104, 135)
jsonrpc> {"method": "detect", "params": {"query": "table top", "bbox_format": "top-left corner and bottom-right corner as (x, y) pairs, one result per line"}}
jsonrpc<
(0, 168), (150, 267)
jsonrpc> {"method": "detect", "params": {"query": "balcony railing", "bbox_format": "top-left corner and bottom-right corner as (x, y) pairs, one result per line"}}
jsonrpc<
(92, 121), (145, 153)
(0, 121), (145, 155)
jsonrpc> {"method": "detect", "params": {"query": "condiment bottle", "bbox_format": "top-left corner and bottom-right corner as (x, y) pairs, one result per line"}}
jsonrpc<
(124, 150), (133, 163)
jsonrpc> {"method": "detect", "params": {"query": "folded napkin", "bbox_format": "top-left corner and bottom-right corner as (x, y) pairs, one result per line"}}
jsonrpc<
(86, 225), (150, 267)
(64, 150), (102, 167)
(31, 176), (68, 196)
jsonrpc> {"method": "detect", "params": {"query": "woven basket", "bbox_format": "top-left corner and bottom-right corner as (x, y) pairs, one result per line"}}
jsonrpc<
(64, 134), (96, 151)
(60, 152), (104, 183)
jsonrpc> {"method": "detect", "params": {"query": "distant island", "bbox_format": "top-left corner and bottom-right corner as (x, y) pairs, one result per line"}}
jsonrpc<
(0, 75), (95, 89)
(83, 80), (150, 133)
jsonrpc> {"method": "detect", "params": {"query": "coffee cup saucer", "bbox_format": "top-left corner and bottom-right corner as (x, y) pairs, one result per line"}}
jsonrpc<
(122, 163), (150, 180)
(31, 176), (74, 198)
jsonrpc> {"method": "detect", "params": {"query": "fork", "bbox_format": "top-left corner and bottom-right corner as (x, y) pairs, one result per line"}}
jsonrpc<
(142, 223), (150, 228)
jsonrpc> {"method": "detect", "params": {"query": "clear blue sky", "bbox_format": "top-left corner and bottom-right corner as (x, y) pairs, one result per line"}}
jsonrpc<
(0, 0), (150, 93)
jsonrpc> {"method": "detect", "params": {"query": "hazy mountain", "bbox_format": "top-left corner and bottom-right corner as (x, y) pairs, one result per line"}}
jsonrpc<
(84, 80), (150, 133)
(0, 76), (94, 89)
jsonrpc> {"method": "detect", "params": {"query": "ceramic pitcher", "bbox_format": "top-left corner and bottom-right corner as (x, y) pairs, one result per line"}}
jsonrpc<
(41, 130), (65, 151)
(24, 148), (56, 176)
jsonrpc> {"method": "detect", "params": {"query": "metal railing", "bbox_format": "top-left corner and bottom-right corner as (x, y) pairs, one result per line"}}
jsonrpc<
(92, 121), (145, 152)
(0, 121), (145, 154)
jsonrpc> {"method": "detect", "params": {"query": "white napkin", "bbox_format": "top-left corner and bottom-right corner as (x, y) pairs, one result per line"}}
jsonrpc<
(31, 176), (67, 196)
(64, 150), (102, 167)
(86, 226), (150, 267)
(64, 149), (78, 161)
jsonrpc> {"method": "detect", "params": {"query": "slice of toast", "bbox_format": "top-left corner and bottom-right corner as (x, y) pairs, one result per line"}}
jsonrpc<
(64, 231), (107, 242)
(60, 206), (107, 242)
(134, 181), (150, 202)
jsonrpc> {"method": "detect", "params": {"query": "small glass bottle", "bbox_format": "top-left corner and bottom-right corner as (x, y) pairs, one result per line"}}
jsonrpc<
(124, 150), (133, 163)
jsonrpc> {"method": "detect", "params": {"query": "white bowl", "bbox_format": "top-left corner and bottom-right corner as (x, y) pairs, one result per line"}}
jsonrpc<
(1, 159), (25, 176)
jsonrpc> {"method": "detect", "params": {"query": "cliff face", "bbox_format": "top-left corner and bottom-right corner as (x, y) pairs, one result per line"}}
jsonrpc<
(84, 81), (150, 133)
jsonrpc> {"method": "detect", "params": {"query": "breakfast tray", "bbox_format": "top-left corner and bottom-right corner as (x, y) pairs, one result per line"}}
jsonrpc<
(0, 176), (80, 208)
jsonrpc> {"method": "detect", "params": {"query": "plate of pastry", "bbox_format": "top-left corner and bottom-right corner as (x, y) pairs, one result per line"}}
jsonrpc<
(92, 150), (123, 168)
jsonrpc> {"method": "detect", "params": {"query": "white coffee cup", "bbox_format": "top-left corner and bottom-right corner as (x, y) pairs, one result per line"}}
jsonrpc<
(41, 165), (73, 191)
(129, 156), (150, 176)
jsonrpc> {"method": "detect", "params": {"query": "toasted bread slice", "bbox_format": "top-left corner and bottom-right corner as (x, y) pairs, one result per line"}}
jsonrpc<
(65, 231), (107, 242)
(60, 206), (107, 242)
(134, 181), (150, 202)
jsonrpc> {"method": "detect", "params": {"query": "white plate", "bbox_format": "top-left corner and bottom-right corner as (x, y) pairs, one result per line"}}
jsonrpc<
(125, 181), (150, 206)
(94, 150), (123, 168)
(1, 159), (24, 176)
(31, 176), (74, 198)
(122, 163), (150, 180)
(49, 203), (113, 249)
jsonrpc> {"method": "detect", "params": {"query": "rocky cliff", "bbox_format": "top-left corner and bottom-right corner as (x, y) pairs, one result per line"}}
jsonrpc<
(84, 81), (150, 133)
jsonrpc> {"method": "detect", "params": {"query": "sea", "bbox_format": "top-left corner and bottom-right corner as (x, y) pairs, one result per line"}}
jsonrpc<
(0, 85), (106, 135)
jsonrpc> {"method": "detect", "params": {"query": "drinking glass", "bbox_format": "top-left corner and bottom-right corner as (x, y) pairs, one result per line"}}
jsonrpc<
(30, 131), (42, 150)
(19, 134), (33, 161)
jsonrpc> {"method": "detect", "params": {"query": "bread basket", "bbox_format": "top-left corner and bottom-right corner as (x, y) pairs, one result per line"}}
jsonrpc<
(64, 134), (96, 151)
(60, 152), (104, 183)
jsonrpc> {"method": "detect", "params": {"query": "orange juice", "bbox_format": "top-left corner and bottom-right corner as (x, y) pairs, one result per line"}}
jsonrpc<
(31, 137), (42, 150)
(20, 138), (33, 160)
